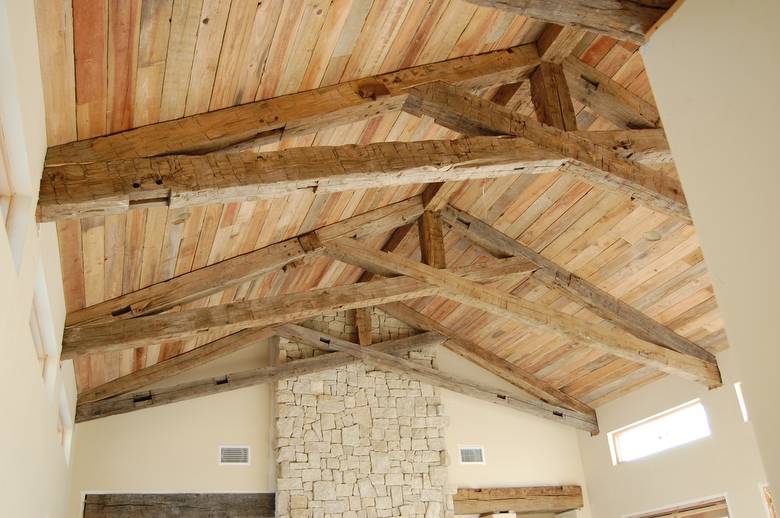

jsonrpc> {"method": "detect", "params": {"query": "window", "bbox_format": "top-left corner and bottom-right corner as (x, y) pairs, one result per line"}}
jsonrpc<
(29, 261), (60, 395)
(734, 382), (749, 422)
(608, 399), (711, 464)
(633, 497), (729, 518)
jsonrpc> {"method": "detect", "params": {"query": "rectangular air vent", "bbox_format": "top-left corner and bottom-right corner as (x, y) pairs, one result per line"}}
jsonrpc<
(219, 446), (250, 465)
(459, 446), (485, 464)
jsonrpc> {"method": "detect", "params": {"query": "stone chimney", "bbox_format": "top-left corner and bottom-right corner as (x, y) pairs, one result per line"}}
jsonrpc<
(273, 309), (454, 518)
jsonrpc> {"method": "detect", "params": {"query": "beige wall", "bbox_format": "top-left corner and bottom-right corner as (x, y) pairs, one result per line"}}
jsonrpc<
(0, 0), (76, 516)
(578, 349), (768, 517)
(68, 343), (276, 517)
(641, 0), (780, 494)
(437, 348), (591, 518)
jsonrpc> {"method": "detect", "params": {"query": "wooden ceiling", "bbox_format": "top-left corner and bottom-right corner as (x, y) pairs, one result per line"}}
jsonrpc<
(35, 0), (725, 420)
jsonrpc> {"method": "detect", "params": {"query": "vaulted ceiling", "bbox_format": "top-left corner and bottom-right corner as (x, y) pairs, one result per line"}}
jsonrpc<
(34, 0), (725, 429)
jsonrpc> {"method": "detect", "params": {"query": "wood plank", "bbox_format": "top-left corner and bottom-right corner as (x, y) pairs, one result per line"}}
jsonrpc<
(323, 237), (721, 386)
(563, 55), (661, 129)
(403, 81), (688, 221)
(78, 327), (277, 404)
(39, 136), (569, 221)
(66, 196), (423, 326)
(379, 302), (595, 418)
(62, 256), (538, 358)
(441, 204), (717, 364)
(277, 324), (598, 432)
(453, 486), (583, 514)
(355, 307), (372, 346)
(44, 44), (540, 165)
(418, 211), (446, 268)
(463, 0), (671, 44)
(75, 333), (445, 421)
(530, 62), (577, 130)
(83, 493), (274, 517)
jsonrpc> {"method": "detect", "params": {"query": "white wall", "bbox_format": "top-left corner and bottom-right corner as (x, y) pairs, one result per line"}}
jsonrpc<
(641, 0), (780, 494)
(438, 348), (591, 518)
(0, 0), (77, 516)
(68, 343), (276, 517)
(578, 349), (768, 518)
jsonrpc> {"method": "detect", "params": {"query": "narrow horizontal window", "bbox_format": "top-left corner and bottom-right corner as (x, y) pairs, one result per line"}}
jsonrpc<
(608, 399), (711, 464)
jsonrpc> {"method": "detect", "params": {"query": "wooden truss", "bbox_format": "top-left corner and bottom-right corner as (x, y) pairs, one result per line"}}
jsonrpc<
(45, 28), (720, 435)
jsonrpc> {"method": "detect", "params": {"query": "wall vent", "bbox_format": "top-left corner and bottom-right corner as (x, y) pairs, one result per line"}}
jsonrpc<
(458, 446), (485, 464)
(219, 446), (250, 465)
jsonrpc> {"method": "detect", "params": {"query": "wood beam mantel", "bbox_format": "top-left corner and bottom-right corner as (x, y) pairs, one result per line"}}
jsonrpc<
(323, 237), (721, 387)
(403, 81), (689, 222)
(44, 44), (540, 167)
(463, 0), (673, 44)
(453, 486), (583, 515)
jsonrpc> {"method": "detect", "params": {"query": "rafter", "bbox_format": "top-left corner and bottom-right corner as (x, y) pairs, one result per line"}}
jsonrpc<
(44, 44), (540, 167)
(441, 204), (717, 364)
(562, 55), (661, 129)
(276, 324), (597, 432)
(323, 237), (721, 387)
(537, 24), (585, 63)
(402, 81), (689, 221)
(379, 302), (595, 418)
(463, 0), (672, 44)
(61, 256), (537, 359)
(66, 196), (423, 327)
(77, 327), (277, 404)
(75, 333), (445, 422)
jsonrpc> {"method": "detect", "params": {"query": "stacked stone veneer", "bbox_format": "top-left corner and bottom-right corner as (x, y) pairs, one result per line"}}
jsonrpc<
(274, 308), (454, 518)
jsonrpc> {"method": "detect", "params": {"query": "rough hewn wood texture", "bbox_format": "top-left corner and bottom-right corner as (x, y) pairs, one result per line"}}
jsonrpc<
(44, 44), (540, 166)
(324, 237), (721, 386)
(418, 210), (446, 268)
(463, 0), (672, 44)
(537, 24), (584, 63)
(76, 333), (445, 422)
(530, 62), (577, 130)
(453, 486), (583, 514)
(441, 204), (717, 364)
(62, 256), (538, 358)
(66, 197), (422, 326)
(39, 137), (566, 221)
(83, 493), (274, 518)
(563, 55), (661, 129)
(276, 324), (598, 432)
(403, 81), (689, 221)
(354, 307), (372, 346)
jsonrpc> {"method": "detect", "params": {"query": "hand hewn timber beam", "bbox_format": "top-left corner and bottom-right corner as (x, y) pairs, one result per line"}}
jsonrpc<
(276, 324), (598, 433)
(322, 237), (721, 387)
(61, 256), (538, 359)
(463, 0), (672, 44)
(77, 327), (277, 404)
(530, 62), (578, 131)
(44, 44), (540, 167)
(573, 128), (671, 164)
(66, 196), (424, 327)
(440, 204), (718, 365)
(354, 308), (372, 347)
(418, 210), (446, 268)
(75, 333), (445, 422)
(38, 136), (568, 221)
(453, 486), (583, 515)
(379, 302), (595, 418)
(402, 81), (689, 222)
(562, 55), (661, 129)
